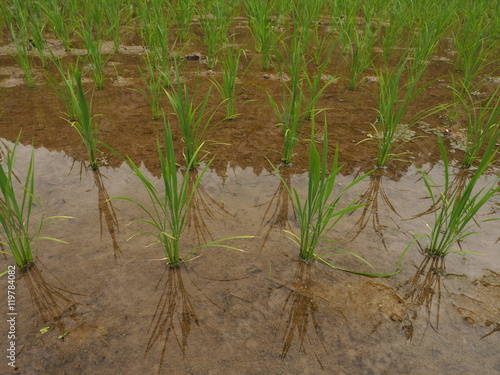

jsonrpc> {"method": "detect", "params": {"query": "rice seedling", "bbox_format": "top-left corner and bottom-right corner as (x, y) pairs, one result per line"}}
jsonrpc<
(380, 0), (409, 66)
(112, 120), (251, 267)
(303, 57), (338, 120)
(165, 62), (218, 168)
(135, 53), (169, 120)
(102, 0), (126, 53)
(342, 8), (379, 90)
(0, 134), (69, 269)
(70, 69), (100, 170)
(78, 20), (107, 89)
(245, 0), (276, 70)
(136, 0), (171, 57)
(212, 47), (244, 119)
(40, 0), (72, 51)
(26, 1), (50, 69)
(414, 134), (500, 257)
(45, 58), (79, 121)
(452, 8), (497, 92)
(9, 25), (36, 88)
(173, 0), (197, 41)
(268, 32), (305, 165)
(330, 0), (360, 55)
(198, 0), (234, 69)
(452, 85), (500, 168)
(370, 58), (444, 167)
(269, 117), (378, 274)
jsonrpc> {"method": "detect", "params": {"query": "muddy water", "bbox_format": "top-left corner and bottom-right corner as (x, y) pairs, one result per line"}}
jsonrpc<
(0, 22), (500, 375)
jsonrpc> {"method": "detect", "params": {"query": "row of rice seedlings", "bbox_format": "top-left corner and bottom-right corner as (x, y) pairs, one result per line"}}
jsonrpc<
(173, 0), (198, 42)
(452, 85), (500, 168)
(39, 0), (72, 51)
(0, 134), (69, 269)
(113, 120), (251, 267)
(413, 134), (500, 257)
(165, 61), (218, 168)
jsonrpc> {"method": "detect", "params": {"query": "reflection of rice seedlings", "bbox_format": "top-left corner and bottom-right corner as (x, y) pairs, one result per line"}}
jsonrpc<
(270, 118), (381, 275)
(255, 172), (295, 249)
(452, 86), (500, 168)
(145, 267), (199, 368)
(275, 261), (326, 362)
(414, 135), (500, 257)
(93, 171), (121, 260)
(22, 263), (81, 331)
(186, 169), (232, 246)
(348, 172), (401, 252)
(401, 254), (450, 335)
(113, 121), (251, 267)
(0, 136), (69, 269)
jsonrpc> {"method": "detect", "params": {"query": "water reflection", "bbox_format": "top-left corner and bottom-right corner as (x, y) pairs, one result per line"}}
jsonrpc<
(21, 263), (82, 333)
(145, 267), (199, 372)
(348, 170), (401, 251)
(256, 171), (295, 249)
(92, 170), (122, 259)
(274, 261), (330, 367)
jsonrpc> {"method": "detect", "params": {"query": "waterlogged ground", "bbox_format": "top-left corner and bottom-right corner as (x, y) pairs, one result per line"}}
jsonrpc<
(0, 19), (500, 375)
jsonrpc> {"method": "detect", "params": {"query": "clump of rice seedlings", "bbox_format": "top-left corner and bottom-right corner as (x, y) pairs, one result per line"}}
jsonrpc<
(413, 134), (500, 257)
(246, 0), (276, 70)
(370, 57), (443, 167)
(113, 120), (251, 267)
(40, 0), (72, 51)
(303, 54), (338, 120)
(330, 0), (360, 55)
(342, 6), (379, 90)
(380, 1), (408, 66)
(26, 2), (50, 69)
(46, 58), (79, 121)
(212, 47), (244, 120)
(270, 117), (379, 274)
(268, 32), (305, 165)
(173, 0), (197, 41)
(9, 25), (36, 88)
(70, 69), (100, 170)
(136, 0), (171, 57)
(452, 85), (500, 168)
(102, 0), (126, 53)
(0, 134), (69, 269)
(452, 8), (496, 92)
(136, 53), (169, 120)
(165, 62), (218, 168)
(78, 19), (107, 89)
(198, 0), (234, 69)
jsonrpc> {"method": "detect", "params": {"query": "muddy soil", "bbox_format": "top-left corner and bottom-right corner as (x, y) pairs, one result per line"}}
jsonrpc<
(0, 17), (499, 375)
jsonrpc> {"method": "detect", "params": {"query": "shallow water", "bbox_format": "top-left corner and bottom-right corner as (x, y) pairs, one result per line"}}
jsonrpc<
(0, 140), (499, 374)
